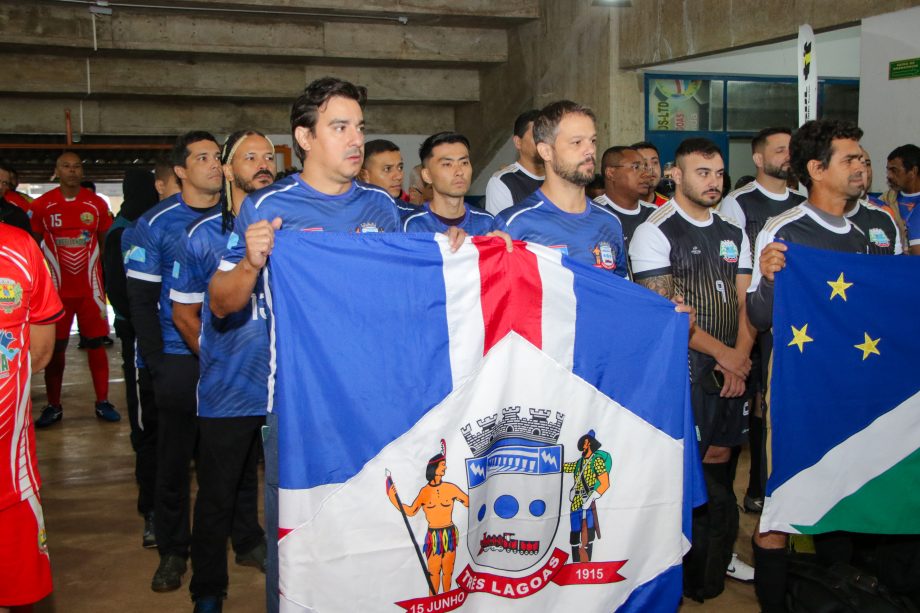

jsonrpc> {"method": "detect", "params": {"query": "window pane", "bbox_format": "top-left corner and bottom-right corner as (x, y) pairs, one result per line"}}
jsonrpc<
(648, 78), (714, 131)
(726, 81), (797, 131)
(709, 80), (724, 131)
(822, 83), (859, 122)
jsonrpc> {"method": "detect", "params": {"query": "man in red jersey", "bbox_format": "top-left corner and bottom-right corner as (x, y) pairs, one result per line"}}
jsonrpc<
(29, 152), (118, 427)
(0, 223), (63, 609)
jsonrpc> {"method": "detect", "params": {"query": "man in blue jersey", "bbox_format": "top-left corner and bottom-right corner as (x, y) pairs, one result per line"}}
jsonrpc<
(172, 130), (275, 613)
(882, 144), (920, 254)
(208, 77), (473, 613)
(403, 132), (495, 235)
(495, 100), (627, 278)
(126, 131), (223, 594)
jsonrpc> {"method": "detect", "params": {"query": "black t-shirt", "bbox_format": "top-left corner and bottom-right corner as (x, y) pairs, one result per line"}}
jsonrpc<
(0, 198), (32, 236)
(630, 200), (753, 347)
(719, 181), (806, 258)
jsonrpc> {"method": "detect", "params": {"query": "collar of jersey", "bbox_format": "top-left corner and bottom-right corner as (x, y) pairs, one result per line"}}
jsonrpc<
(514, 162), (545, 181)
(801, 201), (852, 234)
(425, 201), (468, 228)
(537, 189), (592, 219)
(669, 198), (714, 228)
(596, 193), (644, 216)
(753, 180), (793, 201)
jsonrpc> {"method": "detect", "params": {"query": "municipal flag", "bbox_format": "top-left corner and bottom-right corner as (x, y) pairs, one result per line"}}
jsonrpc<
(267, 232), (703, 612)
(763, 241), (920, 534)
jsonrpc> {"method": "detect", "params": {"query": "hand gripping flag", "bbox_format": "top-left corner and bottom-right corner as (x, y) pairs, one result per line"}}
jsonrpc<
(267, 232), (703, 613)
(763, 242), (920, 534)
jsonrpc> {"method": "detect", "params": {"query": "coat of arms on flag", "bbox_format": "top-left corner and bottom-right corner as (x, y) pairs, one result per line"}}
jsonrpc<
(763, 242), (920, 535)
(267, 233), (703, 612)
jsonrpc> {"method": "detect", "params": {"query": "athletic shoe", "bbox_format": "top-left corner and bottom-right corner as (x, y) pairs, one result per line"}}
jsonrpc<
(151, 554), (186, 592)
(193, 596), (223, 613)
(726, 552), (755, 582)
(35, 404), (63, 428)
(235, 539), (267, 573)
(102, 335), (114, 346)
(143, 511), (157, 549)
(94, 401), (121, 422)
(743, 494), (764, 513)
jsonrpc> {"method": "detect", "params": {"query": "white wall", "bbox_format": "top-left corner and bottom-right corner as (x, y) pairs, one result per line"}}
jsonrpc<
(653, 26), (861, 78)
(858, 7), (920, 192)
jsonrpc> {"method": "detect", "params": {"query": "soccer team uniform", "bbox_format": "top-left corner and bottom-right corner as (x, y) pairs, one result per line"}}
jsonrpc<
(593, 194), (656, 276)
(124, 193), (219, 561)
(402, 202), (495, 235)
(171, 212), (266, 602)
(3, 190), (32, 217)
(630, 200), (753, 451)
(718, 181), (806, 260)
(894, 191), (920, 250)
(846, 200), (902, 256)
(484, 162), (544, 215)
(220, 174), (401, 613)
(0, 224), (64, 605)
(495, 190), (627, 278)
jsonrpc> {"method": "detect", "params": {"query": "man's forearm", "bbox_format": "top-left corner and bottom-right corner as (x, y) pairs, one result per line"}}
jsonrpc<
(127, 277), (165, 365)
(209, 260), (260, 318)
(746, 279), (774, 332)
(172, 302), (202, 355)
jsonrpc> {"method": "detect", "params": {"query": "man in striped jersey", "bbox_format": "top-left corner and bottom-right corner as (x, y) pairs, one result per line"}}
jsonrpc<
(630, 137), (755, 601)
(485, 110), (545, 215)
(747, 119), (869, 613)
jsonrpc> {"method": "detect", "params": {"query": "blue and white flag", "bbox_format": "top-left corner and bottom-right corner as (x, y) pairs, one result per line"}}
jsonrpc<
(268, 232), (703, 612)
(763, 242), (920, 534)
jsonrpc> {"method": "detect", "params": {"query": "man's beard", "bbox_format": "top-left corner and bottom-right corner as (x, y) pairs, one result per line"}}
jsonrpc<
(764, 161), (790, 180)
(235, 170), (274, 194)
(681, 185), (721, 208)
(553, 157), (595, 187)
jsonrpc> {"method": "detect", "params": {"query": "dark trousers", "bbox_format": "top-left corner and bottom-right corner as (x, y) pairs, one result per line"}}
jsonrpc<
(190, 416), (265, 600)
(152, 353), (200, 559)
(684, 462), (739, 601)
(116, 319), (158, 515)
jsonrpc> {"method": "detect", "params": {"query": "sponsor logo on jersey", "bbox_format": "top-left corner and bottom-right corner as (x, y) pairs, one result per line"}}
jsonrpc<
(54, 231), (92, 248)
(356, 222), (380, 234)
(1, 329), (21, 377)
(719, 240), (739, 263)
(80, 212), (95, 225)
(592, 242), (617, 270)
(868, 228), (891, 248)
(691, 245), (702, 255)
(0, 279), (23, 314)
(549, 245), (569, 256)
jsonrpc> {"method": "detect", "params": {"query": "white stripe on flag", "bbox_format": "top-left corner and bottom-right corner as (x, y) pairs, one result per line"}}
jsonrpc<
(531, 243), (576, 371)
(762, 390), (920, 533)
(438, 236), (485, 388)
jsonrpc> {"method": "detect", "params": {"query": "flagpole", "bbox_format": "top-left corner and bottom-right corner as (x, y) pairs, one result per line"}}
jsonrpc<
(386, 469), (437, 595)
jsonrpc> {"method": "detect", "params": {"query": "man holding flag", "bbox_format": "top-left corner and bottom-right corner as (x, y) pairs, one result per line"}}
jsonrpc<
(747, 119), (870, 612)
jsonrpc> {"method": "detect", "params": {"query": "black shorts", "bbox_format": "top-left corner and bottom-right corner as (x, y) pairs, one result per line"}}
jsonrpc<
(689, 350), (750, 452)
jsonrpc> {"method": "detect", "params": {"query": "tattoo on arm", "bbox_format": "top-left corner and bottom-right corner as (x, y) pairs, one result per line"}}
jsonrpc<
(637, 274), (674, 299)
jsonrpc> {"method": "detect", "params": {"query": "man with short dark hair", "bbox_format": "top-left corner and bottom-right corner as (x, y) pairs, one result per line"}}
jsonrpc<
(847, 147), (902, 256)
(359, 139), (409, 203)
(747, 119), (869, 613)
(632, 141), (669, 206)
(594, 146), (656, 270)
(630, 137), (755, 601)
(495, 101), (626, 277)
(154, 157), (181, 202)
(30, 152), (116, 427)
(126, 131), (224, 594)
(882, 143), (920, 254)
(485, 109), (545, 215)
(403, 132), (495, 235)
(0, 163), (31, 216)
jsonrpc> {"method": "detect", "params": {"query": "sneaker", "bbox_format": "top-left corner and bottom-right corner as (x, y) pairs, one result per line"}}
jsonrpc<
(143, 511), (157, 549)
(744, 494), (764, 513)
(151, 554), (186, 592)
(726, 552), (755, 583)
(35, 404), (63, 428)
(94, 401), (121, 422)
(193, 596), (223, 613)
(235, 539), (267, 573)
(102, 335), (114, 346)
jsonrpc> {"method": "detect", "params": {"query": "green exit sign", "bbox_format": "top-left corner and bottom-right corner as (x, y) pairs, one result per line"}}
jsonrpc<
(889, 58), (920, 80)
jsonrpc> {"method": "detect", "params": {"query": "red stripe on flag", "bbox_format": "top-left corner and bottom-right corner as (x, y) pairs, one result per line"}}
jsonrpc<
(473, 237), (543, 354)
(278, 527), (293, 541)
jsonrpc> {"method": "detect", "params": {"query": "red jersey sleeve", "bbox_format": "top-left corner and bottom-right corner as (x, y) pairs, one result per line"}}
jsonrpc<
(24, 236), (64, 325)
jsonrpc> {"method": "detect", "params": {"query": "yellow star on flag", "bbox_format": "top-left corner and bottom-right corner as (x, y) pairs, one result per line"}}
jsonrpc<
(827, 272), (853, 301)
(854, 332), (881, 360)
(788, 324), (813, 353)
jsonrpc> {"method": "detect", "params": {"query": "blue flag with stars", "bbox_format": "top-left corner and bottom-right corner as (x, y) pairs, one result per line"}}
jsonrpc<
(762, 242), (920, 534)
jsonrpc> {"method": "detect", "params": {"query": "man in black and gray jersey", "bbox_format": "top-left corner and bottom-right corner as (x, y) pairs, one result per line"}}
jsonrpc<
(719, 127), (806, 259)
(485, 109), (545, 214)
(719, 127), (806, 515)
(746, 119), (869, 613)
(846, 147), (903, 256)
(594, 146), (657, 273)
(630, 137), (756, 601)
